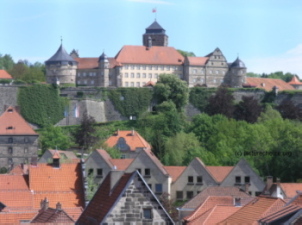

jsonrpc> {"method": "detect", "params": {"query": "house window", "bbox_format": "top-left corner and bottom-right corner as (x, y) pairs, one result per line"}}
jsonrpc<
(125, 73), (129, 78)
(136, 168), (141, 174)
(143, 82), (146, 86)
(197, 176), (203, 184)
(167, 66), (170, 71)
(193, 69), (197, 74)
(97, 169), (103, 177)
(144, 168), (151, 177)
(143, 208), (152, 219)
(124, 65), (129, 69)
(91, 80), (94, 85)
(187, 191), (194, 199)
(209, 70), (212, 74)
(83, 72), (86, 77)
(8, 137), (13, 143)
(235, 176), (241, 184)
(7, 126), (13, 130)
(77, 80), (81, 84)
(155, 74), (158, 79)
(8, 147), (13, 154)
(121, 154), (126, 159)
(148, 73), (152, 78)
(188, 176), (194, 184)
(160, 65), (164, 70)
(131, 73), (134, 78)
(88, 168), (94, 176)
(142, 65), (146, 70)
(155, 184), (162, 194)
(137, 73), (140, 78)
(245, 176), (250, 183)
(216, 70), (219, 74)
(148, 183), (152, 189)
(78, 72), (81, 77)
(176, 191), (183, 200)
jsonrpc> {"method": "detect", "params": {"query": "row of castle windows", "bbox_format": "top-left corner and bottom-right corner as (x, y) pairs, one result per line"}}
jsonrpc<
(7, 147), (28, 155)
(77, 72), (97, 77)
(77, 80), (95, 85)
(122, 73), (159, 79)
(124, 82), (147, 87)
(191, 69), (226, 75)
(7, 137), (29, 143)
(122, 64), (182, 71)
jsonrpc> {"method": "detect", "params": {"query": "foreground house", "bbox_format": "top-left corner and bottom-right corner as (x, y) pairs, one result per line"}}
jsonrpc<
(0, 106), (39, 170)
(76, 171), (175, 224)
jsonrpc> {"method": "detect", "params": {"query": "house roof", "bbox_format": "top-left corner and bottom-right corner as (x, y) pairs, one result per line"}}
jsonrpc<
(105, 130), (151, 152)
(29, 163), (85, 208)
(187, 205), (241, 225)
(258, 204), (301, 224)
(0, 210), (37, 225)
(186, 57), (209, 66)
(45, 44), (77, 65)
(0, 106), (38, 135)
(288, 76), (302, 85)
(230, 57), (246, 68)
(163, 166), (186, 182)
(182, 186), (251, 209)
(0, 69), (13, 79)
(206, 166), (234, 183)
(245, 77), (295, 91)
(110, 159), (134, 170)
(145, 20), (166, 33)
(74, 57), (119, 69)
(279, 183), (302, 199)
(287, 192), (302, 206)
(218, 197), (286, 225)
(115, 45), (184, 65)
(48, 150), (79, 162)
(143, 80), (156, 87)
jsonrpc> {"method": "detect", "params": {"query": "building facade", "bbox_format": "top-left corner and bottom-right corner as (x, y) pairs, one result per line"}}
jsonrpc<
(46, 20), (247, 88)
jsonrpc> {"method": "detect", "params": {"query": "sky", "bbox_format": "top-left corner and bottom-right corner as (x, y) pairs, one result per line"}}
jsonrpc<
(1, 0), (302, 76)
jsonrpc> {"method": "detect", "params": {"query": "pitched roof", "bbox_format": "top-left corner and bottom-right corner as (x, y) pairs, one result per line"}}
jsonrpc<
(0, 106), (38, 135)
(287, 192), (302, 206)
(115, 45), (184, 65)
(288, 76), (302, 85)
(48, 150), (79, 162)
(182, 186), (251, 209)
(29, 163), (85, 208)
(143, 80), (156, 87)
(0, 210), (37, 225)
(206, 166), (234, 183)
(280, 183), (302, 199)
(105, 130), (151, 152)
(258, 204), (301, 224)
(186, 57), (209, 66)
(218, 197), (286, 225)
(74, 57), (119, 69)
(45, 44), (77, 65)
(110, 159), (134, 170)
(146, 20), (165, 32)
(245, 77), (295, 91)
(0, 69), (13, 79)
(163, 166), (186, 182)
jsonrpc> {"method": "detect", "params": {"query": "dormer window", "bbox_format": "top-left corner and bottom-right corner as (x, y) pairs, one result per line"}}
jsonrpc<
(7, 126), (13, 130)
(8, 109), (13, 113)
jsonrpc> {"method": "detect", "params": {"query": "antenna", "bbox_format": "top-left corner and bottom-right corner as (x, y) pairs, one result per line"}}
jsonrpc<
(60, 36), (63, 44)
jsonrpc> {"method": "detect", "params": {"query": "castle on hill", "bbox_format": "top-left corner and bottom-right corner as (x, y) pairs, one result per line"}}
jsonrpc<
(45, 20), (246, 88)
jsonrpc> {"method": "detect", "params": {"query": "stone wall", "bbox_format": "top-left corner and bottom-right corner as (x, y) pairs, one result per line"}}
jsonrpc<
(0, 86), (18, 114)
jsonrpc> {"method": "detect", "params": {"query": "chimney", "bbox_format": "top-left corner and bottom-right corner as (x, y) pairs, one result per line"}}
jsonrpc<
(234, 197), (241, 207)
(56, 202), (62, 211)
(276, 177), (280, 186)
(245, 182), (250, 194)
(110, 171), (125, 190)
(41, 198), (49, 210)
(131, 128), (135, 136)
(52, 150), (60, 168)
(266, 176), (273, 189)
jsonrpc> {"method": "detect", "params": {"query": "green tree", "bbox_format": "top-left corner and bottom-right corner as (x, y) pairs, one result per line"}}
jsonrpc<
(177, 49), (196, 57)
(39, 125), (73, 153)
(234, 96), (263, 123)
(276, 99), (302, 120)
(153, 74), (189, 111)
(0, 54), (14, 70)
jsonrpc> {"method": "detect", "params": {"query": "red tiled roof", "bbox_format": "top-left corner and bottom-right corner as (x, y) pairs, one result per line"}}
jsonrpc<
(280, 183), (302, 199)
(75, 57), (119, 69)
(77, 172), (134, 224)
(187, 57), (209, 66)
(0, 106), (38, 135)
(115, 45), (184, 65)
(105, 130), (151, 152)
(182, 186), (251, 209)
(163, 166), (186, 182)
(258, 204), (301, 224)
(287, 193), (302, 206)
(245, 77), (295, 91)
(218, 197), (286, 225)
(206, 166), (233, 183)
(143, 80), (156, 87)
(29, 163), (85, 208)
(0, 69), (13, 79)
(48, 150), (79, 162)
(288, 76), (302, 85)
(110, 159), (134, 170)
(0, 211), (37, 225)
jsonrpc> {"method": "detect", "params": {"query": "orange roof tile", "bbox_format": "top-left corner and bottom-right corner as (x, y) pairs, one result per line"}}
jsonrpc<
(218, 197), (286, 225)
(75, 57), (119, 69)
(0, 69), (13, 79)
(0, 106), (38, 135)
(52, 150), (61, 159)
(187, 57), (209, 66)
(0, 211), (37, 225)
(29, 163), (85, 208)
(115, 45), (184, 65)
(105, 130), (151, 152)
(245, 77), (295, 91)
(288, 76), (302, 85)
(280, 183), (302, 198)
(287, 193), (302, 206)
(206, 166), (233, 183)
(163, 166), (186, 182)
(110, 159), (134, 170)
(143, 80), (156, 87)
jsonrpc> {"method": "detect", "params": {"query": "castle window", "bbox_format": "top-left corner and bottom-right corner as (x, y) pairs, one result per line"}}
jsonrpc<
(154, 66), (158, 70)
(125, 82), (129, 87)
(91, 80), (94, 85)
(216, 70), (219, 74)
(221, 62), (224, 65)
(24, 148), (28, 153)
(148, 65), (152, 70)
(201, 69), (204, 74)
(136, 65), (140, 70)
(221, 70), (225, 75)
(160, 66), (164, 70)
(211, 62), (214, 65)
(209, 70), (212, 74)
(193, 79), (196, 83)
(142, 82), (146, 86)
(142, 73), (146, 78)
(136, 82), (140, 87)
(142, 65), (146, 70)
(166, 66), (170, 71)
(148, 73), (152, 78)
(131, 82), (134, 87)
(125, 73), (129, 78)
(83, 72), (86, 77)
(78, 72), (81, 77)
(193, 69), (197, 74)
(8, 158), (13, 165)
(130, 65), (134, 69)
(143, 208), (152, 219)
(155, 74), (158, 79)
(24, 138), (29, 143)
(8, 138), (13, 143)
(131, 73), (134, 78)
(124, 65), (129, 69)
(214, 79), (217, 83)
(84, 80), (87, 84)
(77, 81), (81, 84)
(136, 73), (140, 78)
(8, 147), (13, 154)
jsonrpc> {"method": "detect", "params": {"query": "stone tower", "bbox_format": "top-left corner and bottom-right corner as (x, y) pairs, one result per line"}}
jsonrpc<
(228, 57), (246, 87)
(45, 44), (78, 85)
(98, 52), (109, 87)
(143, 20), (168, 47)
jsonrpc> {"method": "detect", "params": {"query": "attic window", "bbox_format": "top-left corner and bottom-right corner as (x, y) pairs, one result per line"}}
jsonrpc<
(7, 126), (13, 130)
(7, 109), (13, 112)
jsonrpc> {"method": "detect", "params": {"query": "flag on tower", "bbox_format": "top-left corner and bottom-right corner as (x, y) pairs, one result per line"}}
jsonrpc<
(152, 8), (156, 13)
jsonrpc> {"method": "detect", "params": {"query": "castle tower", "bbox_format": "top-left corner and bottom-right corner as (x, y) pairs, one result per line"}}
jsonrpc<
(228, 57), (246, 87)
(98, 52), (109, 87)
(143, 20), (168, 47)
(45, 44), (78, 85)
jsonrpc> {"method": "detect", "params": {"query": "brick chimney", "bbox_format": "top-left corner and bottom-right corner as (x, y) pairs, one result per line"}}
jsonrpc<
(40, 198), (49, 210)
(234, 197), (241, 207)
(264, 176), (273, 195)
(56, 202), (62, 211)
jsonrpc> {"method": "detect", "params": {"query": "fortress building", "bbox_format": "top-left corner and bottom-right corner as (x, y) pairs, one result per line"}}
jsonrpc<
(45, 20), (246, 88)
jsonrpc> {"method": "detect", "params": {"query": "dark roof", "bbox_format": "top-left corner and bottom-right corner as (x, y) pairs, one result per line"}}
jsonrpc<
(145, 20), (166, 34)
(258, 205), (301, 224)
(46, 44), (77, 65)
(205, 47), (221, 57)
(230, 57), (246, 68)
(98, 52), (108, 62)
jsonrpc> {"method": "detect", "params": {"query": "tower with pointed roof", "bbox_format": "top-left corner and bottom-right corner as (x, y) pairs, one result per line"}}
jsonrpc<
(98, 52), (110, 86)
(226, 57), (247, 87)
(143, 20), (168, 47)
(45, 44), (78, 85)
